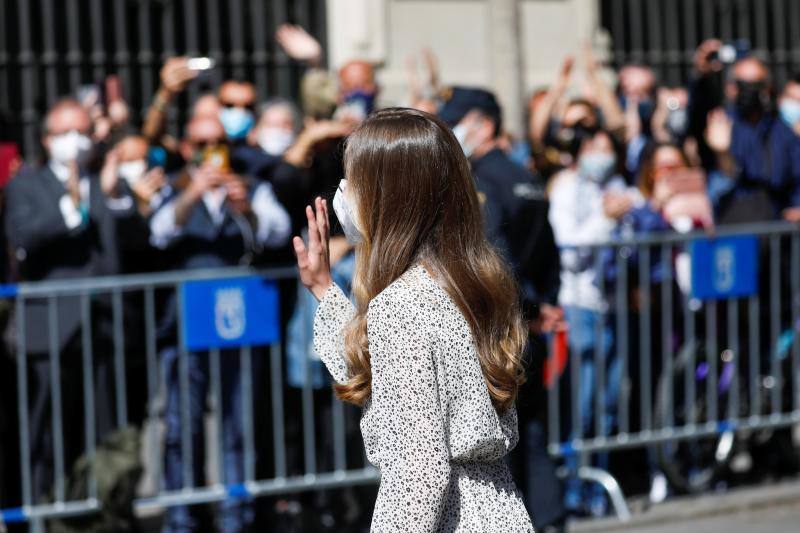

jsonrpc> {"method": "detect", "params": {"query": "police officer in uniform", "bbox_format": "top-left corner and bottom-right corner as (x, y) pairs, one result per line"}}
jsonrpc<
(440, 88), (566, 532)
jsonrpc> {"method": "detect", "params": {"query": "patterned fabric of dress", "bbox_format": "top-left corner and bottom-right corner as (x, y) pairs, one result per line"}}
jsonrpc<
(313, 263), (535, 532)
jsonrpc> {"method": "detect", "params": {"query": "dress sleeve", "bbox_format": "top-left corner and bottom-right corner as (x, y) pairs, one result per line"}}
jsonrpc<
(312, 283), (355, 383)
(498, 405), (520, 454)
(368, 293), (450, 532)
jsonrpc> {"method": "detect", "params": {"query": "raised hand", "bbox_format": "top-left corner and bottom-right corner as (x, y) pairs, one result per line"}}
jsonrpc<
(100, 148), (121, 197)
(555, 55), (575, 93)
(160, 57), (199, 96)
(705, 108), (733, 154)
(131, 167), (166, 204)
(275, 24), (322, 66)
(694, 39), (723, 75)
(293, 197), (333, 301)
(224, 174), (252, 214)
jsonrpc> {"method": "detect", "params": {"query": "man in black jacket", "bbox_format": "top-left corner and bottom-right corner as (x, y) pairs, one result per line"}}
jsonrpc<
(4, 98), (137, 502)
(440, 88), (566, 532)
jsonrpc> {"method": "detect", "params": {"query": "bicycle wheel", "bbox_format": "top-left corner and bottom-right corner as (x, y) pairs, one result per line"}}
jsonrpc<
(654, 339), (734, 494)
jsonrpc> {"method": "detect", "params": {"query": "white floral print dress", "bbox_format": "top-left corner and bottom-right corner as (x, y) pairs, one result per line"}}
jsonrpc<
(313, 263), (535, 532)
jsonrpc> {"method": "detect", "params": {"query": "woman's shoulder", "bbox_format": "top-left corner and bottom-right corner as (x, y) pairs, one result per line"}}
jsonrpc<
(366, 264), (443, 326)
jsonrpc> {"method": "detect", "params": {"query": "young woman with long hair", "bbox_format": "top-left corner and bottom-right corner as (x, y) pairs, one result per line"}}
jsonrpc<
(293, 108), (534, 531)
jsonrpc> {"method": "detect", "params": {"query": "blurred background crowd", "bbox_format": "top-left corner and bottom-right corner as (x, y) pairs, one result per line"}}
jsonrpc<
(1, 1), (800, 532)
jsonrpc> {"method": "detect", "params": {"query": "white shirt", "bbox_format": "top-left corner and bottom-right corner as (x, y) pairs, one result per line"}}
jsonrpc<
(149, 181), (291, 250)
(548, 168), (630, 311)
(49, 160), (134, 230)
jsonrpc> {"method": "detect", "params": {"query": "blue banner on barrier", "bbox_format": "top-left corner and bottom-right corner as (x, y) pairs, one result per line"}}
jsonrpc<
(690, 235), (759, 300)
(180, 276), (280, 351)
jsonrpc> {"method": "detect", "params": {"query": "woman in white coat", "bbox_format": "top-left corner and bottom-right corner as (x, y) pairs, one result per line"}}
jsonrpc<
(293, 108), (534, 532)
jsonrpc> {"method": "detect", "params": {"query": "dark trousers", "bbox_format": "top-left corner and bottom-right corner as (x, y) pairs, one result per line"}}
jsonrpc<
(161, 347), (254, 533)
(28, 344), (116, 504)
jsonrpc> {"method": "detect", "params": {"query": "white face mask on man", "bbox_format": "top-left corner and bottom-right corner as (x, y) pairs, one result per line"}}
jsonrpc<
(257, 127), (295, 156)
(117, 160), (147, 185)
(49, 130), (92, 166)
(332, 179), (363, 245)
(452, 122), (476, 158)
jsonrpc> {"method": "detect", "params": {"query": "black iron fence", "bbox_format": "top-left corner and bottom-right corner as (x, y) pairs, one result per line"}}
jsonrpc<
(0, 0), (327, 160)
(600, 0), (800, 87)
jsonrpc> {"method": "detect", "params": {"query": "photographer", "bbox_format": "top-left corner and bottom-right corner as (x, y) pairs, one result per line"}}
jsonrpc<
(149, 115), (290, 533)
(690, 41), (800, 223)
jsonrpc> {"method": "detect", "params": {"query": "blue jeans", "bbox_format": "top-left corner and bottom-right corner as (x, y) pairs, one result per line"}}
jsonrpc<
(161, 347), (253, 533)
(562, 306), (621, 511)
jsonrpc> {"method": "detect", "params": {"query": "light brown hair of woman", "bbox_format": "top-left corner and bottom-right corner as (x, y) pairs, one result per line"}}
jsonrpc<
(334, 107), (527, 412)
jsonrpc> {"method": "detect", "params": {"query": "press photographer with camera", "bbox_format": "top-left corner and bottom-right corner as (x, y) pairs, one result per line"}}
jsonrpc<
(689, 39), (800, 223)
(148, 115), (290, 533)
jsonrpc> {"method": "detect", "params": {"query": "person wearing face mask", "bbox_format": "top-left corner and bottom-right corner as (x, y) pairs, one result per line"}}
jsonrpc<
(778, 73), (800, 137)
(148, 115), (289, 533)
(294, 108), (535, 532)
(275, 23), (380, 125)
(690, 44), (800, 223)
(439, 88), (566, 531)
(102, 135), (169, 274)
(4, 98), (138, 503)
(548, 128), (634, 517)
(218, 80), (257, 142)
(232, 98), (302, 181)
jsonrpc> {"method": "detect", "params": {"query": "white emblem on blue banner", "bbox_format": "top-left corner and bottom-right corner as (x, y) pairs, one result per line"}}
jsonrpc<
(214, 287), (246, 340)
(713, 245), (735, 293)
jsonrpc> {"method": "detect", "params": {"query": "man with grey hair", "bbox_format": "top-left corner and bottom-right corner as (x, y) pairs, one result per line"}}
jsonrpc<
(231, 97), (352, 238)
(4, 97), (137, 502)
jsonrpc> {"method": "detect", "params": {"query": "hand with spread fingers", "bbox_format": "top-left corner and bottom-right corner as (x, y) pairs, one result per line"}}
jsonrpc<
(293, 196), (333, 300)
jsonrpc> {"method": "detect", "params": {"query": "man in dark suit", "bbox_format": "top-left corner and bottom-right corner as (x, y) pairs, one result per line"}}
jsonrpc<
(4, 98), (137, 501)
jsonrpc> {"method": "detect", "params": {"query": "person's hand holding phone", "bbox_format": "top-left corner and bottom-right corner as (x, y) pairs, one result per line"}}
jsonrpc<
(188, 163), (224, 199)
(293, 197), (333, 301)
(694, 39), (723, 75)
(131, 167), (166, 208)
(160, 57), (200, 97)
(224, 174), (251, 214)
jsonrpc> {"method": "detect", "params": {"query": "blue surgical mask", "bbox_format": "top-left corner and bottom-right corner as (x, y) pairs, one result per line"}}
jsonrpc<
(343, 90), (375, 115)
(219, 107), (255, 140)
(578, 152), (616, 183)
(779, 99), (800, 129)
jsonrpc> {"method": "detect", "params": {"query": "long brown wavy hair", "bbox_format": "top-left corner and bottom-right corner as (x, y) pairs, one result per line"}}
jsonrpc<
(333, 107), (527, 413)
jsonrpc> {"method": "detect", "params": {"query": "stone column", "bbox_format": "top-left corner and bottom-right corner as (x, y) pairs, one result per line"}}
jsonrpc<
(488, 0), (524, 137)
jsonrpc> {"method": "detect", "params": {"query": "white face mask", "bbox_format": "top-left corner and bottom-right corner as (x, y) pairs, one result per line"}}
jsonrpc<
(332, 179), (363, 245)
(452, 123), (475, 158)
(49, 130), (92, 166)
(257, 127), (295, 156)
(118, 160), (147, 185)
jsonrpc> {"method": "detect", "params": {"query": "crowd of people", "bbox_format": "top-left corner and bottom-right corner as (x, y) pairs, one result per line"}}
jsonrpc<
(1, 23), (800, 533)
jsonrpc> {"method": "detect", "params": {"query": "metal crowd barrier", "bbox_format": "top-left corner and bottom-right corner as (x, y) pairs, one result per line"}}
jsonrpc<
(0, 266), (378, 530)
(547, 221), (800, 519)
(3, 222), (800, 529)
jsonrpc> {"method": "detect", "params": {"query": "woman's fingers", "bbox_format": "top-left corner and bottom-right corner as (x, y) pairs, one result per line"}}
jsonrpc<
(322, 199), (330, 233)
(315, 197), (328, 248)
(306, 204), (320, 251)
(293, 236), (309, 269)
